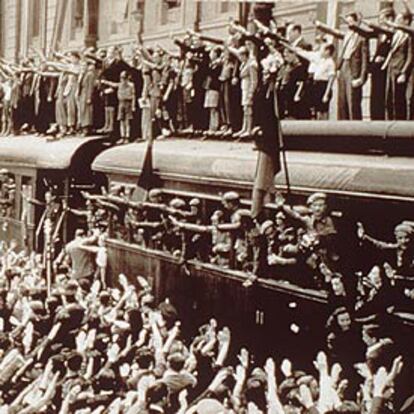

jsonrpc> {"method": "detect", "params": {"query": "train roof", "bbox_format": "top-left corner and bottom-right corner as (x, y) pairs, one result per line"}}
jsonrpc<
(92, 139), (414, 201)
(0, 135), (109, 170)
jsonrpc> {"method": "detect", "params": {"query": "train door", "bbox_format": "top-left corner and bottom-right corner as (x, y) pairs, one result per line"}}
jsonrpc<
(250, 285), (327, 369)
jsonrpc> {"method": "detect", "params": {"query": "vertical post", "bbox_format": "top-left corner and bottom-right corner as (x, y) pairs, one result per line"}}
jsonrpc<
(84, 0), (99, 48)
(44, 218), (53, 297)
(40, 0), (48, 53)
(0, 0), (3, 57)
(327, 0), (339, 120)
(15, 0), (22, 61)
(194, 0), (201, 32)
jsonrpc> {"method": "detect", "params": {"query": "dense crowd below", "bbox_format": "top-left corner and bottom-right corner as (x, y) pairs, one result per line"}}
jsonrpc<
(2, 2), (414, 144)
(0, 225), (413, 413)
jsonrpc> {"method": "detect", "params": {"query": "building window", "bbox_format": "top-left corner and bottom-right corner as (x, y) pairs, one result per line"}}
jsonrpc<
(161, 0), (182, 24)
(165, 0), (181, 9)
(70, 0), (84, 40)
(74, 0), (84, 28)
(0, 172), (16, 220)
(31, 0), (41, 39)
(110, 0), (131, 36)
(221, 2), (230, 13)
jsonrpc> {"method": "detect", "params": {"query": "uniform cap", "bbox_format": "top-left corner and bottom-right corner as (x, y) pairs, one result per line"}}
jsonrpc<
(222, 191), (240, 202)
(394, 224), (413, 236)
(189, 198), (201, 207)
(248, 367), (267, 386)
(169, 198), (186, 209)
(275, 211), (286, 220)
(260, 220), (275, 235)
(306, 192), (327, 206)
(148, 188), (162, 198)
(64, 280), (79, 295)
(30, 300), (45, 313)
(195, 399), (226, 414)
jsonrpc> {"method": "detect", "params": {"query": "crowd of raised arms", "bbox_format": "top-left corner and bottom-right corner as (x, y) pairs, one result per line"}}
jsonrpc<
(2, 2), (414, 143)
(0, 215), (411, 414)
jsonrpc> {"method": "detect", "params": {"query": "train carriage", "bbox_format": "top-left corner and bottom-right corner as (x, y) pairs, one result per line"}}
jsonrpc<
(0, 135), (109, 251)
(92, 121), (414, 361)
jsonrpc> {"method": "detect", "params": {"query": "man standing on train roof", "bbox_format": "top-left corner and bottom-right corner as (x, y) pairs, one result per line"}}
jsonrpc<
(357, 221), (414, 276)
(318, 11), (368, 120)
(383, 8), (413, 120)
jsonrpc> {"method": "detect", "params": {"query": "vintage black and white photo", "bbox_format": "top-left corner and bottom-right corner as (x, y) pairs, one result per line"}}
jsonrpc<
(0, 0), (413, 413)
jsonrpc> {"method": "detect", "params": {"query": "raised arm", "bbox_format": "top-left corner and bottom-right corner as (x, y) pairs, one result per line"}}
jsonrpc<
(315, 21), (346, 40)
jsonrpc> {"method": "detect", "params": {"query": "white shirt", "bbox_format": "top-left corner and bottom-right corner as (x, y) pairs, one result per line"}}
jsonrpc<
(96, 246), (107, 268)
(300, 51), (336, 81)
(2, 82), (11, 101)
(313, 57), (336, 81)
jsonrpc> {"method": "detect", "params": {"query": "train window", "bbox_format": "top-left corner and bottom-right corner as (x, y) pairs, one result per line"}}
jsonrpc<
(21, 178), (34, 225)
(0, 171), (16, 220)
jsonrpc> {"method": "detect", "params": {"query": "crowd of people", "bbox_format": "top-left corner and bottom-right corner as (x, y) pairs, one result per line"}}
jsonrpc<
(1, 3), (414, 143)
(81, 184), (414, 289)
(0, 219), (413, 413)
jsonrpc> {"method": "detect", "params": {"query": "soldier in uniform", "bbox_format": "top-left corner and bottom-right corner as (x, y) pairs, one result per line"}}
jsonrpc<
(274, 192), (340, 271)
(0, 170), (15, 219)
(357, 222), (414, 276)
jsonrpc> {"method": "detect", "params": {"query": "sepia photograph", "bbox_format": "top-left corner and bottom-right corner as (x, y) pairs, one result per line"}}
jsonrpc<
(0, 0), (414, 412)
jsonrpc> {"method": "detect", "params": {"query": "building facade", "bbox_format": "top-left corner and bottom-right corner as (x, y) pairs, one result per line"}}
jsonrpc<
(0, 0), (399, 118)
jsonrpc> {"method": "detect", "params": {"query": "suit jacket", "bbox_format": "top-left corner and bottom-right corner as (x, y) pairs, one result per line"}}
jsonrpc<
(386, 31), (413, 76)
(338, 32), (369, 83)
(371, 34), (392, 71)
(77, 69), (96, 103)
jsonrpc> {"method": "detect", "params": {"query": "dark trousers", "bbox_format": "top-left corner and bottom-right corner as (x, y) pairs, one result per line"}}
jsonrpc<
(338, 60), (363, 120)
(19, 95), (35, 128)
(370, 66), (386, 120)
(407, 69), (414, 120)
(386, 67), (408, 120)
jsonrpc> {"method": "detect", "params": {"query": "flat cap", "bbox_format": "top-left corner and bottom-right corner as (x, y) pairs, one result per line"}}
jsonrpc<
(394, 224), (413, 236)
(169, 198), (186, 209)
(306, 192), (327, 206)
(148, 188), (162, 198)
(222, 191), (240, 202)
(195, 399), (226, 414)
(189, 198), (201, 207)
(260, 220), (275, 235)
